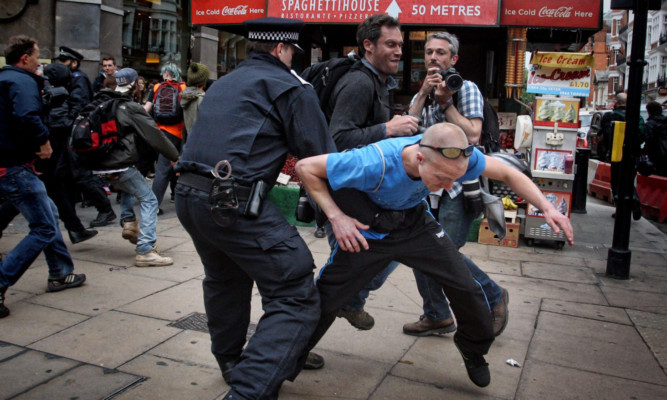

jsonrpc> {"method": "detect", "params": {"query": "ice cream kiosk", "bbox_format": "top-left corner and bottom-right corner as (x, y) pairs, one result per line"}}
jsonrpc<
(524, 52), (593, 248)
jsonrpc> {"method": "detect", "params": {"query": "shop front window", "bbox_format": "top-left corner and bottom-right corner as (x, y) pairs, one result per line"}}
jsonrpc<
(122, 0), (188, 81)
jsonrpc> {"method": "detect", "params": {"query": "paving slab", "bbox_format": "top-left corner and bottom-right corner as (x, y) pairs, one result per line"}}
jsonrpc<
(485, 274), (607, 306)
(541, 298), (632, 325)
(370, 375), (506, 400)
(314, 306), (417, 364)
(522, 261), (599, 284)
(281, 349), (392, 399)
(367, 265), (424, 315)
(118, 279), (205, 321)
(597, 268), (667, 294)
(0, 302), (89, 346)
(146, 329), (217, 370)
(114, 353), (226, 400)
(460, 242), (490, 259)
(0, 350), (80, 399)
(516, 360), (667, 400)
(26, 265), (178, 316)
(392, 296), (539, 398)
(29, 311), (182, 369)
(627, 309), (667, 371)
(0, 341), (24, 361)
(528, 312), (667, 385)
(600, 285), (667, 315)
(13, 363), (144, 400)
(470, 256), (522, 277)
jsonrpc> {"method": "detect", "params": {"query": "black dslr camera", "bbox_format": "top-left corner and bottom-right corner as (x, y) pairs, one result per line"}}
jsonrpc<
(436, 68), (463, 92)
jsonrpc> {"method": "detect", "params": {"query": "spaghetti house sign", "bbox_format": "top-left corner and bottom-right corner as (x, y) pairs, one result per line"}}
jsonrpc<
(191, 0), (601, 28)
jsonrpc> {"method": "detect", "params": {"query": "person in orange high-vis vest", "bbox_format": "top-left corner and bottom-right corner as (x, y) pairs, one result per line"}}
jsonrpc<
(144, 62), (185, 213)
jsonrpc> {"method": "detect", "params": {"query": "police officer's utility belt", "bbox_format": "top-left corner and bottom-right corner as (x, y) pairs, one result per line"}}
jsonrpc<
(178, 171), (269, 227)
(179, 172), (252, 200)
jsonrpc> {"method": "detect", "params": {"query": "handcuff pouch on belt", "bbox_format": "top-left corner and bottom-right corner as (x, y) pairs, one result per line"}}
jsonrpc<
(208, 160), (239, 228)
(207, 160), (268, 227)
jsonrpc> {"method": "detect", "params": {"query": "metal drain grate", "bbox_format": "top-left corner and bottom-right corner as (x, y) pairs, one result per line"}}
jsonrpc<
(169, 313), (257, 339)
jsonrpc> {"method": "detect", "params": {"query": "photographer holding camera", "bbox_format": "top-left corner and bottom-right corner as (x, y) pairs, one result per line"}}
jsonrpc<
(403, 32), (509, 337)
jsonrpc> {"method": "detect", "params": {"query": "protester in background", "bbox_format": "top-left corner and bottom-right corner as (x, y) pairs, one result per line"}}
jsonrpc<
(40, 63), (98, 244)
(144, 62), (185, 212)
(83, 68), (178, 267)
(403, 31), (508, 337)
(1, 36), (87, 319)
(92, 56), (117, 93)
(644, 101), (667, 177)
(180, 62), (209, 149)
(135, 76), (147, 104)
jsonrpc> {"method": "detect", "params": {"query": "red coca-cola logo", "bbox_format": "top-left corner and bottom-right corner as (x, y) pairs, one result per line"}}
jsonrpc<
(538, 6), (572, 18)
(222, 5), (248, 16)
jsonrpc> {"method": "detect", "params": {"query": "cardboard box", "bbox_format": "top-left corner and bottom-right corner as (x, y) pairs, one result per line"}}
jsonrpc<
(478, 219), (520, 247)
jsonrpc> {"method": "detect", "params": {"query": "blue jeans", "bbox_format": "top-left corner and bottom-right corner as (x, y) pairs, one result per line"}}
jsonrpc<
(151, 131), (180, 206)
(100, 167), (158, 254)
(414, 192), (502, 321)
(0, 165), (74, 287)
(323, 222), (400, 312)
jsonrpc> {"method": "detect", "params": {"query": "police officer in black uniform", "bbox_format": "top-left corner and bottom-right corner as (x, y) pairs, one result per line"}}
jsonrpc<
(56, 46), (93, 116)
(56, 46), (116, 227)
(174, 18), (336, 400)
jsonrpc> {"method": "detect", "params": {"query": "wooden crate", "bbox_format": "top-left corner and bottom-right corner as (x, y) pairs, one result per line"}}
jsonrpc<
(478, 219), (520, 247)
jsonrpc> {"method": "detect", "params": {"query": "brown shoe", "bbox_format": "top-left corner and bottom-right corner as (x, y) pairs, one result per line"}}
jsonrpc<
(492, 288), (509, 337)
(336, 308), (375, 330)
(122, 220), (139, 244)
(403, 315), (456, 337)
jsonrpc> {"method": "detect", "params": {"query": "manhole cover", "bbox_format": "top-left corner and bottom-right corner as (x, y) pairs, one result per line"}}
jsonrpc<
(169, 313), (256, 339)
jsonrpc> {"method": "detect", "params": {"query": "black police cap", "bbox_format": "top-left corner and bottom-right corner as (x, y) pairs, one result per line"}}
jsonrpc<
(243, 17), (304, 52)
(58, 46), (84, 62)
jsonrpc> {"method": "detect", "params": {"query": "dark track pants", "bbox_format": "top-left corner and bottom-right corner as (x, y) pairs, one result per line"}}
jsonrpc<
(175, 184), (320, 400)
(306, 207), (494, 358)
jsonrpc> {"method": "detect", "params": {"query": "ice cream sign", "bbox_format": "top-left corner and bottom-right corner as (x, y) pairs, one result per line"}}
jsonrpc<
(527, 52), (594, 98)
(534, 97), (580, 129)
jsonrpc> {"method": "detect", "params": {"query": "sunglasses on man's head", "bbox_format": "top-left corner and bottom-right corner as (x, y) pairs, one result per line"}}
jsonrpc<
(419, 143), (474, 159)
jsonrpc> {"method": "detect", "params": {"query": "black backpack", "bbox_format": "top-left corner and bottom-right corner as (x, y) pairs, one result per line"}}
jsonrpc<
(70, 96), (129, 167)
(452, 92), (500, 153)
(152, 81), (184, 125)
(301, 53), (362, 122)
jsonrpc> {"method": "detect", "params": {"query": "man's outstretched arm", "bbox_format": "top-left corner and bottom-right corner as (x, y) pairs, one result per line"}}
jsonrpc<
(482, 156), (574, 245)
(295, 155), (370, 252)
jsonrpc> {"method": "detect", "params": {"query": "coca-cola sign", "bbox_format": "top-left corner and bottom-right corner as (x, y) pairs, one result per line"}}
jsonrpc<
(501, 0), (601, 29)
(221, 5), (249, 16)
(192, 0), (265, 24)
(538, 7), (573, 19)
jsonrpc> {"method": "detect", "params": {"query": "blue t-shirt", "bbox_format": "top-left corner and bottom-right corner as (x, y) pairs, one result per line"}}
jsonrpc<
(327, 134), (486, 211)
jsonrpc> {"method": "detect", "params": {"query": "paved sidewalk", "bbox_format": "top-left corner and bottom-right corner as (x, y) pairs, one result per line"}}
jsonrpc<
(0, 196), (666, 399)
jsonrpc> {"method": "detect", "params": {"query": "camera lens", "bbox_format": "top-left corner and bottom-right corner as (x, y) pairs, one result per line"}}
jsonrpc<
(445, 74), (463, 91)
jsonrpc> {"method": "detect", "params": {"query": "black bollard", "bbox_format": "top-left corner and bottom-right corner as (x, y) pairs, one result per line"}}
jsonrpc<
(572, 148), (591, 214)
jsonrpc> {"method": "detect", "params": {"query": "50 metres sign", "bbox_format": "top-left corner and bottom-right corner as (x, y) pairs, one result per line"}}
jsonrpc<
(268, 0), (499, 25)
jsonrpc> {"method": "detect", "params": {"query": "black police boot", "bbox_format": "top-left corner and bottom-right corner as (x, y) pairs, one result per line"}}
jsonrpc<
(90, 210), (116, 227)
(68, 228), (98, 244)
(215, 354), (240, 385)
(0, 286), (9, 318)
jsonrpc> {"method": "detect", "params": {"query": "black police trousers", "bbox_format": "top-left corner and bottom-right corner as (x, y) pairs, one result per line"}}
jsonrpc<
(304, 205), (494, 359)
(175, 184), (320, 400)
